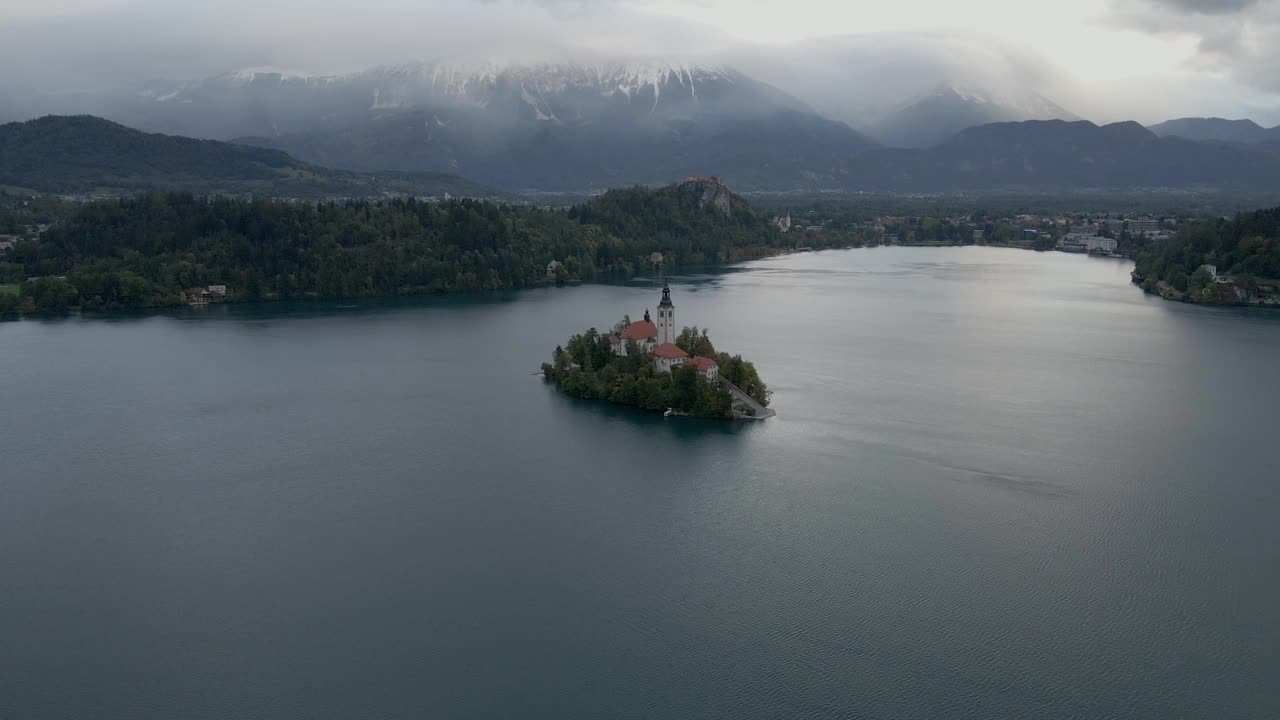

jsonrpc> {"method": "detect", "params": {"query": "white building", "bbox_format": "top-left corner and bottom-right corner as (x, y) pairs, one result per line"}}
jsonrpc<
(1059, 234), (1117, 254)
(610, 310), (658, 356)
(653, 342), (689, 373)
(1128, 219), (1162, 236)
(609, 283), (720, 378)
(691, 356), (719, 382)
(656, 282), (676, 346)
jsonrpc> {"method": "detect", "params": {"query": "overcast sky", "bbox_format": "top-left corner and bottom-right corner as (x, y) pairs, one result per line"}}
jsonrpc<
(2, 0), (1280, 124)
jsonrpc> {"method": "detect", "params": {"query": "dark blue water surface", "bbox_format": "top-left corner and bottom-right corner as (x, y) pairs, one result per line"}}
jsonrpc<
(2, 247), (1278, 719)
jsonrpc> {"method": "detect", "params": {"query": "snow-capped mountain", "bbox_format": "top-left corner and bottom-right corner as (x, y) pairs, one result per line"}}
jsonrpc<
(128, 60), (802, 140)
(360, 61), (752, 116)
(866, 83), (1079, 148)
(120, 59), (876, 192)
(4, 58), (884, 191)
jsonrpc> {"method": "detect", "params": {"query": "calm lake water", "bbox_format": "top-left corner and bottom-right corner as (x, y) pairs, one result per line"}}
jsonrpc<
(2, 246), (1278, 719)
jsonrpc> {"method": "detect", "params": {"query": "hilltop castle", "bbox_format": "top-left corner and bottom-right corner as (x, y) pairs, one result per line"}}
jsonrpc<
(608, 283), (719, 381)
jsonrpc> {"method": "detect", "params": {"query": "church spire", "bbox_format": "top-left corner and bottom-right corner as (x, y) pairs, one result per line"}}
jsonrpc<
(656, 282), (675, 345)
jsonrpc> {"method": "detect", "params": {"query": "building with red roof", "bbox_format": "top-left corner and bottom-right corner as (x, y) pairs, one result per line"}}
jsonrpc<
(653, 343), (689, 359)
(610, 309), (660, 356)
(622, 320), (657, 341)
(609, 284), (709, 378)
(652, 342), (689, 373)
(690, 355), (719, 382)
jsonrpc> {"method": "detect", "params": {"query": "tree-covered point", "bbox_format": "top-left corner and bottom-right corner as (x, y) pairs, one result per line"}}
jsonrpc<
(568, 182), (785, 265)
(541, 323), (769, 420)
(2, 181), (803, 316)
(1134, 207), (1280, 302)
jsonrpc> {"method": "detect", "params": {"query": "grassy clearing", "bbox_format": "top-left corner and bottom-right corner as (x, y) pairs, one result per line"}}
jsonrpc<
(0, 284), (19, 296)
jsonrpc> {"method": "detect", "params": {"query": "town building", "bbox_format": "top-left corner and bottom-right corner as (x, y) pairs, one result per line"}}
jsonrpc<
(610, 311), (658, 356)
(608, 283), (721, 378)
(1058, 234), (1118, 254)
(653, 342), (690, 373)
(690, 356), (719, 382)
(1128, 219), (1162, 236)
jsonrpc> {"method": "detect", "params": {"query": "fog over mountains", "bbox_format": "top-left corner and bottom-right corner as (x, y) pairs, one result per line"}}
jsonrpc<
(7, 45), (1082, 150)
(6, 30), (1280, 194)
(2, 48), (1102, 191)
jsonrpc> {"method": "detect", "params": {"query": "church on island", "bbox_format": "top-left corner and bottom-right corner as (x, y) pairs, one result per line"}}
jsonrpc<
(608, 283), (719, 382)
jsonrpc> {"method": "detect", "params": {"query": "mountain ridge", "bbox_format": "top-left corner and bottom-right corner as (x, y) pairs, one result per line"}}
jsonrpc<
(207, 60), (880, 192)
(1147, 117), (1280, 145)
(867, 82), (1079, 148)
(839, 119), (1280, 192)
(0, 115), (499, 198)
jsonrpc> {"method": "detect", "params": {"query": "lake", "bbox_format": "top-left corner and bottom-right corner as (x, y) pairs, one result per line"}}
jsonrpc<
(2, 246), (1277, 719)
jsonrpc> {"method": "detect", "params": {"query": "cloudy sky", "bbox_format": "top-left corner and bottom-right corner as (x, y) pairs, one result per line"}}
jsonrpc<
(2, 0), (1280, 124)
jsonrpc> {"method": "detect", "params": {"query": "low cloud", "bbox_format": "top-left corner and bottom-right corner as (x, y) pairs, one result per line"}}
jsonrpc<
(1145, 0), (1263, 13)
(1112, 0), (1280, 93)
(473, 0), (621, 18)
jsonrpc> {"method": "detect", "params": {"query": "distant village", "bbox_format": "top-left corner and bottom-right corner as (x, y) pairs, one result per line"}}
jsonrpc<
(768, 209), (1178, 257)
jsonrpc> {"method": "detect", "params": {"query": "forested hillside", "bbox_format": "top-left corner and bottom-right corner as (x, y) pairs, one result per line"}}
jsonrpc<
(1134, 207), (1280, 302)
(0, 181), (806, 315)
(0, 115), (495, 198)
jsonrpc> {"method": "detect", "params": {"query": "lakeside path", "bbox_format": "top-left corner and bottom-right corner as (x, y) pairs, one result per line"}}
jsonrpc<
(723, 379), (776, 420)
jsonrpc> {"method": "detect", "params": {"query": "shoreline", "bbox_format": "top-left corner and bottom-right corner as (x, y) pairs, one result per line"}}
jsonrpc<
(10, 242), (1252, 324)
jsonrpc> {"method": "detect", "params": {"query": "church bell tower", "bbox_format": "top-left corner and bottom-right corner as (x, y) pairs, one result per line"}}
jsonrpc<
(657, 282), (675, 345)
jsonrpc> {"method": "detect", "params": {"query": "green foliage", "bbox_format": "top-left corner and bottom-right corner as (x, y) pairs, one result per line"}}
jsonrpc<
(716, 353), (771, 407)
(0, 286), (18, 316)
(18, 277), (77, 312)
(3, 182), (789, 315)
(1135, 207), (1280, 304)
(675, 326), (716, 358)
(569, 183), (786, 264)
(543, 324), (744, 420)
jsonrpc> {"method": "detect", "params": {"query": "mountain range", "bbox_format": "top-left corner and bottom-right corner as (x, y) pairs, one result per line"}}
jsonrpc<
(1147, 117), (1280, 147)
(865, 84), (1078, 149)
(7, 57), (1280, 196)
(134, 61), (880, 192)
(0, 115), (497, 198)
(841, 120), (1280, 192)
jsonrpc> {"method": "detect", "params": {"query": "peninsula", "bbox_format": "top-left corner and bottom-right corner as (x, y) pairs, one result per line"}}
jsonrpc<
(541, 282), (773, 420)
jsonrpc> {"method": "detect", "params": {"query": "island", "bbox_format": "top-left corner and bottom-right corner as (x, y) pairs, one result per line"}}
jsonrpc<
(541, 282), (773, 420)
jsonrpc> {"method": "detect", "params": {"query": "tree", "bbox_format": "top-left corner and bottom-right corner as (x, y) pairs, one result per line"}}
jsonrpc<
(675, 326), (716, 358)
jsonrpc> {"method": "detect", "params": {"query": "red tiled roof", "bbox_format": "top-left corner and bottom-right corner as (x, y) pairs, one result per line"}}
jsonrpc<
(622, 321), (657, 340)
(653, 343), (689, 359)
(690, 356), (718, 370)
